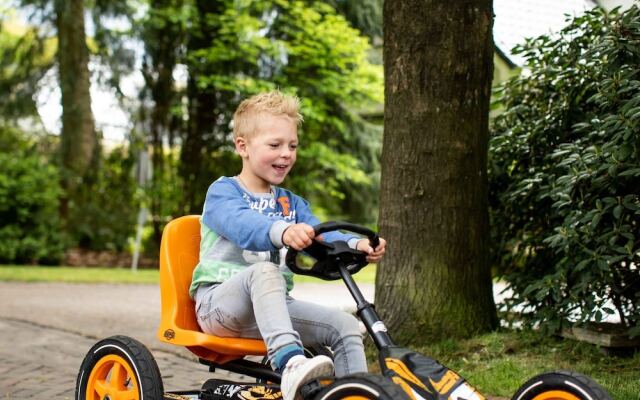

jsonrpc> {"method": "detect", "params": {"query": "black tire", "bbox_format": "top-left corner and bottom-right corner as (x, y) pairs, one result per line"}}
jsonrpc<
(304, 345), (334, 359)
(512, 370), (611, 400)
(75, 335), (164, 400)
(313, 373), (409, 400)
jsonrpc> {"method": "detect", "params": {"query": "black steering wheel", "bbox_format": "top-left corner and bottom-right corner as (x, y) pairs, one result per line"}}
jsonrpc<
(285, 221), (380, 281)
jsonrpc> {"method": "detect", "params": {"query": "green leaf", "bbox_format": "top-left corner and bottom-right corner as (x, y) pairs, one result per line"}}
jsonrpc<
(590, 212), (602, 229)
(618, 168), (640, 177)
(613, 204), (623, 219)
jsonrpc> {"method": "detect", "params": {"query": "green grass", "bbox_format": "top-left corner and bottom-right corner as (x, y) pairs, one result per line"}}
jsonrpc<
(0, 265), (159, 284)
(406, 330), (640, 400)
(0, 264), (376, 285)
(293, 264), (377, 284)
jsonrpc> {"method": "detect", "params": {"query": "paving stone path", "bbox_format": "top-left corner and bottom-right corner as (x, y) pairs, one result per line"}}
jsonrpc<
(0, 317), (250, 399)
(0, 281), (508, 400)
(0, 281), (368, 399)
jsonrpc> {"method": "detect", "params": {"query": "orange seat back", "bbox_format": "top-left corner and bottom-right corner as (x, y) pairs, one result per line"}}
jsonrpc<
(157, 215), (267, 362)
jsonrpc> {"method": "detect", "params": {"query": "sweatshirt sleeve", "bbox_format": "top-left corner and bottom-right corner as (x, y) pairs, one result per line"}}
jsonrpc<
(202, 179), (280, 251)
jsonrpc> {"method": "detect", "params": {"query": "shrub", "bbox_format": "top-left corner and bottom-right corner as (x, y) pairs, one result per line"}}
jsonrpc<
(489, 6), (640, 336)
(68, 145), (141, 252)
(0, 126), (65, 263)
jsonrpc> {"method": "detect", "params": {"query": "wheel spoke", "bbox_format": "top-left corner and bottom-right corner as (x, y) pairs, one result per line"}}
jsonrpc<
(110, 362), (127, 390)
(92, 378), (109, 398)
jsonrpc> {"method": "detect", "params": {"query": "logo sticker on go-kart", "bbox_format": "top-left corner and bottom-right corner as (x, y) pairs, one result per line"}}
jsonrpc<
(213, 384), (282, 400)
(238, 386), (282, 400)
(214, 384), (242, 397)
(371, 321), (387, 333)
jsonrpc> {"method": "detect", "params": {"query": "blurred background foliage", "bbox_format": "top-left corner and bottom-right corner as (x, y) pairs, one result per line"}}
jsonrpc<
(0, 125), (63, 263)
(1, 0), (638, 337)
(0, 0), (384, 259)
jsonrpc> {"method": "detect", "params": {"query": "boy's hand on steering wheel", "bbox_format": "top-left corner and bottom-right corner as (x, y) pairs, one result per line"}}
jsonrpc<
(356, 237), (387, 263)
(282, 223), (315, 250)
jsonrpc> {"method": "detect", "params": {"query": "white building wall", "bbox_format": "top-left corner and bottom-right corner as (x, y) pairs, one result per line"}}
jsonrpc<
(596, 0), (637, 10)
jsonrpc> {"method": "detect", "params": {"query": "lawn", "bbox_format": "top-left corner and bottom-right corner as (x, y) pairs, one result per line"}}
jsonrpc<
(0, 265), (160, 283)
(371, 329), (640, 400)
(0, 264), (377, 284)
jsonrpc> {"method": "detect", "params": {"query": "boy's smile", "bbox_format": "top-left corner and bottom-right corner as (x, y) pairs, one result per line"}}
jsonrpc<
(235, 114), (298, 193)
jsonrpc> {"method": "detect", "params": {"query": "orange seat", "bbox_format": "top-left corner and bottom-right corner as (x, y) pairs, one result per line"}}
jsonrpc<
(157, 215), (267, 363)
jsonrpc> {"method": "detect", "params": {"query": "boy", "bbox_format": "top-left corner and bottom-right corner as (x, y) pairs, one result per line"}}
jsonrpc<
(189, 91), (386, 400)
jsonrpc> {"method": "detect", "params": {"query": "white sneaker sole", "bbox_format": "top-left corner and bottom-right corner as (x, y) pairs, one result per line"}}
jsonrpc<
(283, 356), (334, 400)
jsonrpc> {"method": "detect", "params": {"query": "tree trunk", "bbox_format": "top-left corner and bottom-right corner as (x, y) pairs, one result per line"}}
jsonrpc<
(181, 75), (216, 213)
(377, 0), (498, 344)
(140, 0), (184, 246)
(147, 38), (174, 248)
(179, 0), (225, 214)
(55, 0), (97, 219)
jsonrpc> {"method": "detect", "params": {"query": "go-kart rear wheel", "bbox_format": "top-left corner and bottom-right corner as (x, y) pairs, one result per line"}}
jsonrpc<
(512, 371), (611, 400)
(304, 345), (334, 359)
(313, 373), (408, 399)
(75, 335), (164, 400)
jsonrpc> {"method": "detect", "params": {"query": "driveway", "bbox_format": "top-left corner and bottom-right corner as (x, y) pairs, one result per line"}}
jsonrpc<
(0, 280), (508, 399)
(0, 281), (371, 399)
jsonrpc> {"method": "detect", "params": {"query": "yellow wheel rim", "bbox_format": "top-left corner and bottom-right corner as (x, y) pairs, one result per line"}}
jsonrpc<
(85, 354), (140, 400)
(532, 390), (581, 400)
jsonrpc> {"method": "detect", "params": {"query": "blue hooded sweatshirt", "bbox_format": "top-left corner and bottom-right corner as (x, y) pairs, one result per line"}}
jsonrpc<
(189, 176), (358, 298)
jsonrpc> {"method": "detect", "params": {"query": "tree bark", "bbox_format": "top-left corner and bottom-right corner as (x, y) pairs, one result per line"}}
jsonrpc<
(181, 75), (215, 213)
(378, 0), (498, 344)
(140, 0), (184, 246)
(55, 0), (97, 218)
(179, 0), (225, 214)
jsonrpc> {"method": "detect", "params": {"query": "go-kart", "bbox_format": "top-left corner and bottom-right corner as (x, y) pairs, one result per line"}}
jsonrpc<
(75, 215), (612, 400)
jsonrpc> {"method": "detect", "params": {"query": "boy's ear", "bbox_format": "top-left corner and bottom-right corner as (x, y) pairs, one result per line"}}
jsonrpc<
(235, 136), (248, 157)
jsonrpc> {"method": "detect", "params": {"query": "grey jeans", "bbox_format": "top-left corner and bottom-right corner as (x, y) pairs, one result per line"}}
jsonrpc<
(195, 261), (367, 376)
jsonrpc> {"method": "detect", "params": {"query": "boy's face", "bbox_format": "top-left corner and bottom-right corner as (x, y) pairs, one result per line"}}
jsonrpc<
(235, 114), (298, 192)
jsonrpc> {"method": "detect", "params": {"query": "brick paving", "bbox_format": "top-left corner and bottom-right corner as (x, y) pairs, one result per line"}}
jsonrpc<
(0, 318), (248, 399)
(0, 281), (513, 399)
(0, 281), (368, 399)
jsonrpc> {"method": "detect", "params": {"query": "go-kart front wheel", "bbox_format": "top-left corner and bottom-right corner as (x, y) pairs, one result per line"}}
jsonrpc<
(512, 371), (611, 400)
(313, 373), (408, 400)
(75, 335), (164, 400)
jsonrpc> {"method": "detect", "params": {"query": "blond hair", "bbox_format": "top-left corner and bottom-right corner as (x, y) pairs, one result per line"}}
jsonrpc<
(233, 90), (303, 139)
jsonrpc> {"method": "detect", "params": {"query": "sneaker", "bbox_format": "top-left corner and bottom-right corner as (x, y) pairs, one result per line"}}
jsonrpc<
(280, 354), (334, 400)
